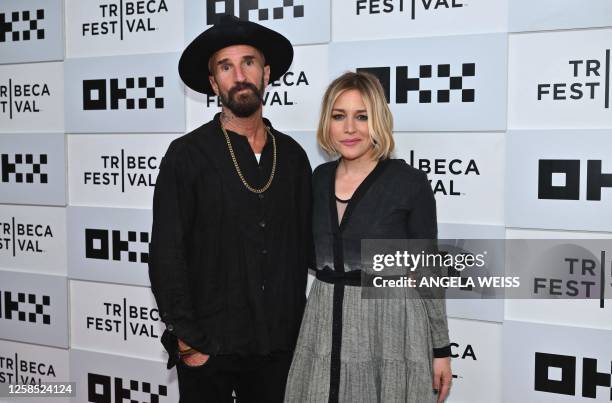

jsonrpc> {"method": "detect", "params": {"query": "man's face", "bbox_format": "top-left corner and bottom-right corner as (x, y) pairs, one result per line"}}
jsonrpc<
(208, 44), (270, 118)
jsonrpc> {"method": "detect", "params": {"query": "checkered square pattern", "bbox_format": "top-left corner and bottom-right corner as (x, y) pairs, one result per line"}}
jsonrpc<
(251, 1), (305, 21)
(0, 9), (44, 42)
(1, 154), (48, 184)
(3, 291), (51, 324)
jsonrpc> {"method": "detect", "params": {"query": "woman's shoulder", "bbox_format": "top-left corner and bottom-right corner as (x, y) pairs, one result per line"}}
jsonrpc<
(312, 160), (338, 182)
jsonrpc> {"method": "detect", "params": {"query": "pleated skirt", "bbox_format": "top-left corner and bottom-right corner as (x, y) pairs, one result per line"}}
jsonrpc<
(284, 278), (437, 403)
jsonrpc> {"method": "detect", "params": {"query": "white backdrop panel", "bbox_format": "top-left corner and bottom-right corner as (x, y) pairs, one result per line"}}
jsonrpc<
(508, 28), (612, 129)
(66, 0), (184, 57)
(509, 0), (612, 32)
(70, 281), (166, 362)
(329, 34), (507, 131)
(333, 0), (507, 41)
(0, 205), (66, 276)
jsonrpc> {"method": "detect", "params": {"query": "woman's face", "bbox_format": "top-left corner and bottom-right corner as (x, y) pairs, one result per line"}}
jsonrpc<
(329, 89), (374, 162)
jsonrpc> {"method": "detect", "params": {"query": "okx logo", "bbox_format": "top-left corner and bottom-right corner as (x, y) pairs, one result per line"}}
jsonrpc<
(357, 63), (475, 104)
(0, 216), (54, 257)
(206, 0), (304, 24)
(86, 299), (160, 340)
(85, 228), (149, 263)
(535, 352), (612, 400)
(0, 79), (52, 119)
(0, 290), (50, 324)
(83, 77), (164, 111)
(1, 154), (47, 184)
(88, 373), (167, 403)
(537, 50), (611, 110)
(354, 0), (464, 20)
(538, 159), (612, 201)
(0, 353), (58, 385)
(0, 9), (45, 43)
(81, 0), (169, 40)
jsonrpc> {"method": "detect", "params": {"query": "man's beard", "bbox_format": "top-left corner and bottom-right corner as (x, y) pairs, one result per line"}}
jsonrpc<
(218, 77), (265, 118)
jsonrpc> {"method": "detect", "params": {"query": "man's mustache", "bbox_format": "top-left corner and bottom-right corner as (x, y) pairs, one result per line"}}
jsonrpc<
(228, 82), (263, 101)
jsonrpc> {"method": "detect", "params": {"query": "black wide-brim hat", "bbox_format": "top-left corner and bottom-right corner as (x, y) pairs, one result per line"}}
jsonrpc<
(179, 15), (294, 95)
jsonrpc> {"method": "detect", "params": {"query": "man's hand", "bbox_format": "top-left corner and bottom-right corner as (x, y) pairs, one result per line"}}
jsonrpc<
(178, 339), (210, 367)
(432, 357), (452, 403)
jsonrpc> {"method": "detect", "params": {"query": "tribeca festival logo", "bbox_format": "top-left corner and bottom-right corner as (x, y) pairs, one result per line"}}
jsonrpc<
(0, 353), (58, 385)
(0, 290), (51, 325)
(207, 0), (304, 24)
(354, 0), (464, 20)
(1, 153), (47, 184)
(85, 228), (149, 264)
(538, 159), (612, 201)
(357, 63), (475, 104)
(88, 373), (168, 403)
(204, 70), (309, 108)
(83, 76), (164, 111)
(0, 9), (45, 43)
(84, 150), (159, 191)
(86, 298), (160, 340)
(409, 149), (480, 196)
(0, 216), (54, 257)
(535, 352), (612, 400)
(81, 0), (169, 40)
(0, 79), (52, 119)
(537, 50), (611, 110)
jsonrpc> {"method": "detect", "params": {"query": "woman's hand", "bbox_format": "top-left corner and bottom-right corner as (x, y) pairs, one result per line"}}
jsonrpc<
(178, 339), (210, 367)
(432, 357), (452, 403)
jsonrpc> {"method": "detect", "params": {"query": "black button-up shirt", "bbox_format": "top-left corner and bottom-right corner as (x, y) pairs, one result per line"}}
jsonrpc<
(148, 113), (312, 367)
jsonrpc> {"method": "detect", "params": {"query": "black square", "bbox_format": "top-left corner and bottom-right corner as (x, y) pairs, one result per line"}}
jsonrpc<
(130, 380), (138, 391)
(140, 232), (149, 243)
(36, 304), (44, 314)
(142, 383), (151, 393)
(419, 65), (432, 78)
(128, 231), (136, 242)
(37, 9), (44, 20)
(437, 90), (450, 103)
(258, 8), (268, 20)
(138, 77), (147, 88)
(18, 293), (25, 302)
(19, 311), (26, 321)
(33, 164), (40, 174)
(155, 98), (164, 108)
(29, 294), (36, 303)
(43, 295), (50, 305)
(155, 76), (163, 87)
(16, 173), (23, 183)
(284, 0), (294, 5)
(419, 90), (431, 103)
(15, 154), (22, 163)
(129, 252), (137, 262)
(26, 173), (33, 183)
(437, 64), (450, 77)
(159, 385), (167, 396)
(40, 174), (48, 183)
(462, 89), (475, 102)
(29, 313), (36, 322)
(450, 76), (462, 90)
(147, 88), (155, 98)
(12, 31), (19, 41)
(22, 30), (30, 40)
(43, 315), (50, 325)
(126, 99), (135, 109)
(26, 154), (33, 163)
(30, 20), (37, 30)
(0, 13), (6, 24)
(139, 98), (148, 109)
(12, 12), (19, 21)
(126, 77), (134, 88)
(273, 7), (284, 19)
(462, 63), (475, 77)
(37, 29), (44, 40)
(294, 5), (304, 17)
(140, 252), (149, 263)
(22, 11), (30, 21)
(40, 154), (47, 164)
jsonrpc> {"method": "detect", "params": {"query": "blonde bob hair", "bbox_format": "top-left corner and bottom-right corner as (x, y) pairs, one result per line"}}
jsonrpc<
(316, 71), (394, 160)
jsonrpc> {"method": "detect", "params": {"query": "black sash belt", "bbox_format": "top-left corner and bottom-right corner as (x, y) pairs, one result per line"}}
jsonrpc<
(315, 267), (362, 286)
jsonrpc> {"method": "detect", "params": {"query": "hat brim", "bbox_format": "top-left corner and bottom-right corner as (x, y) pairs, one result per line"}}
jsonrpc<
(179, 19), (293, 95)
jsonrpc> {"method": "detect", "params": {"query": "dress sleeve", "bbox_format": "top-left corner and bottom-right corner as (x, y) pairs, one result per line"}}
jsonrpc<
(406, 171), (451, 357)
(148, 143), (213, 366)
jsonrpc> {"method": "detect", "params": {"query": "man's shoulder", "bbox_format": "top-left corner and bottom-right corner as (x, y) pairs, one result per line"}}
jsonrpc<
(164, 120), (218, 159)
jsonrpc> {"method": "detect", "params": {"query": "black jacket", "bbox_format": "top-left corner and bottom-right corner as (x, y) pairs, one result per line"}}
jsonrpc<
(148, 114), (312, 368)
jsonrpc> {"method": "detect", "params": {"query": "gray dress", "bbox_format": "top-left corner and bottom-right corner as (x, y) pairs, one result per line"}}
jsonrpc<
(284, 159), (450, 403)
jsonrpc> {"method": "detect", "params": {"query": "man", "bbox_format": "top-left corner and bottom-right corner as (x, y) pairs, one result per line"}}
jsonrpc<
(148, 15), (312, 403)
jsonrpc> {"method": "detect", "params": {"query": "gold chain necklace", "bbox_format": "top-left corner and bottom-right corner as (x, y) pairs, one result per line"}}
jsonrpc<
(221, 125), (276, 194)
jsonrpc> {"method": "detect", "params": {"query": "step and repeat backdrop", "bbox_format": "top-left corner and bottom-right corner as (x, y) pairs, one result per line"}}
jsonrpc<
(1, 1), (611, 402)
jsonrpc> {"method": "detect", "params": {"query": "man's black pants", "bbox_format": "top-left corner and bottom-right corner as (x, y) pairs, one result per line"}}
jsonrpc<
(176, 352), (293, 403)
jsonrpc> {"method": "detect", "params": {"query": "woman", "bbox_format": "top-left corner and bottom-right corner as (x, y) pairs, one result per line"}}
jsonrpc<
(284, 72), (452, 403)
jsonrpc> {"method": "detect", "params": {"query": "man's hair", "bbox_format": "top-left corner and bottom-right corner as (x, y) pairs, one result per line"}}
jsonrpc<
(316, 71), (394, 160)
